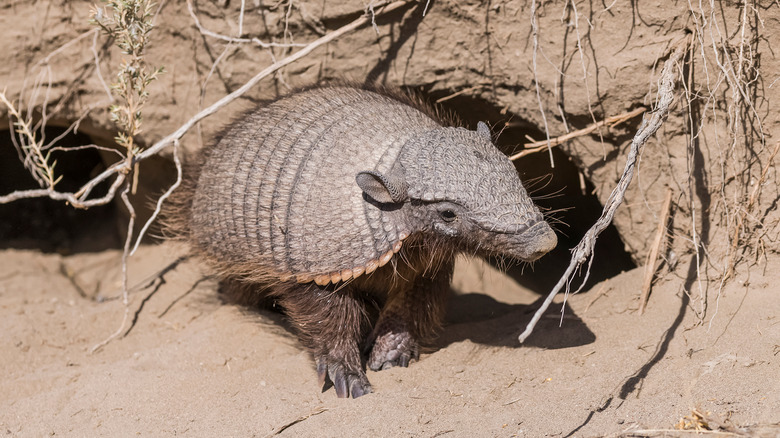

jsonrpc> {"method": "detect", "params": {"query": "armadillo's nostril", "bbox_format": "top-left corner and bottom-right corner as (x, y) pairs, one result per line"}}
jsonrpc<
(523, 220), (557, 261)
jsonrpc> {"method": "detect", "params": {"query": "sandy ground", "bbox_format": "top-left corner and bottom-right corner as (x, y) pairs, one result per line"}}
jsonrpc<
(1, 1), (778, 436)
(1, 243), (779, 437)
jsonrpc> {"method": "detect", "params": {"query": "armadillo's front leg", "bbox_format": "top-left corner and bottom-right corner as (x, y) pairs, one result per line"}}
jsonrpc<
(367, 259), (454, 371)
(274, 282), (371, 398)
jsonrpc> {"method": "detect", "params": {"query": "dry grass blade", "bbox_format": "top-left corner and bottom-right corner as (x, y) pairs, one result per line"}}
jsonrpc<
(638, 188), (673, 315)
(434, 84), (487, 104)
(518, 43), (686, 343)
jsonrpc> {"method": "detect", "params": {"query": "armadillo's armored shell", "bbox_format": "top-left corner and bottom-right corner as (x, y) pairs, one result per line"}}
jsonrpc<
(190, 87), (440, 284)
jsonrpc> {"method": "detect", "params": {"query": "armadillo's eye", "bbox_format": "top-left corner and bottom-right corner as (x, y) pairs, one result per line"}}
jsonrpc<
(439, 209), (457, 222)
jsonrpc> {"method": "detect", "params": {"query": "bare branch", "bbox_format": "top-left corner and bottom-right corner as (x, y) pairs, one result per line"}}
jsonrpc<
(90, 181), (135, 354)
(0, 172), (126, 207)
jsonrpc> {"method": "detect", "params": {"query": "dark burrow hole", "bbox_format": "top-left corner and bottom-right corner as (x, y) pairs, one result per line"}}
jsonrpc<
(0, 126), (123, 253)
(3, 92), (636, 293)
(2, 123), (178, 254)
(426, 89), (637, 293)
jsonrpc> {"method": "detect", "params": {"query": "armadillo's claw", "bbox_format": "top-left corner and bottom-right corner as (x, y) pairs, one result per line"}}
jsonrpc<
(316, 355), (372, 399)
(316, 357), (329, 388)
(348, 377), (372, 398)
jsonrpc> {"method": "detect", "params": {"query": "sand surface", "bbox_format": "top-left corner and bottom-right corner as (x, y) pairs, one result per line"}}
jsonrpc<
(1, 1), (778, 436)
(1, 243), (778, 437)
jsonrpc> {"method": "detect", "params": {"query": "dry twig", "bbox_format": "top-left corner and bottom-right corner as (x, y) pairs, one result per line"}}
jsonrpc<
(509, 107), (646, 161)
(583, 282), (610, 313)
(568, 0), (603, 151)
(518, 43), (686, 343)
(266, 407), (328, 437)
(186, 0), (306, 48)
(434, 85), (487, 104)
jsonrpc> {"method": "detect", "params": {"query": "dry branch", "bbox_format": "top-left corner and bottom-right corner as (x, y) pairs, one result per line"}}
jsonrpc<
(518, 44), (686, 343)
(509, 107), (646, 161)
(90, 179), (136, 354)
(131, 140), (183, 256)
(638, 188), (673, 315)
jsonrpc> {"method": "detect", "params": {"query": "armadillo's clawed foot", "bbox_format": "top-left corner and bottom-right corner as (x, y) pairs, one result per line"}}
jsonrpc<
(367, 330), (420, 371)
(316, 356), (372, 398)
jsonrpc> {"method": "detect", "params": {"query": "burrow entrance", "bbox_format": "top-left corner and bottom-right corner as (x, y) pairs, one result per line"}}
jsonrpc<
(0, 127), (121, 253)
(2, 94), (636, 293)
(1, 126), (175, 254)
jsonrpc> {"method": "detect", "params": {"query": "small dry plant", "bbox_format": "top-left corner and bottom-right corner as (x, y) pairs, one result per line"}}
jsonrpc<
(92, 0), (165, 187)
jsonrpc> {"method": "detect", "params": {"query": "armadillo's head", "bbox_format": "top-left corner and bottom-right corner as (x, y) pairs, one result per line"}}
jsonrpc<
(355, 123), (557, 262)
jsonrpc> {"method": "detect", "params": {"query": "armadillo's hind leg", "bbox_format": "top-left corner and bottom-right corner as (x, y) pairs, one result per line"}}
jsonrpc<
(274, 282), (372, 398)
(366, 258), (454, 371)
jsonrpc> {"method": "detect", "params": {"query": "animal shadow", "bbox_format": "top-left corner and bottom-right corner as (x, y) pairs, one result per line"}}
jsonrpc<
(436, 292), (595, 350)
(218, 278), (595, 353)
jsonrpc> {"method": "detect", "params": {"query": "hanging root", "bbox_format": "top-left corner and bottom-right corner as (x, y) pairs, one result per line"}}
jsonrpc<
(518, 41), (687, 343)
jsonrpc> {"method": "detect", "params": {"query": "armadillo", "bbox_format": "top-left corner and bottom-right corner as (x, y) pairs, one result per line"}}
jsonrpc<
(173, 85), (557, 398)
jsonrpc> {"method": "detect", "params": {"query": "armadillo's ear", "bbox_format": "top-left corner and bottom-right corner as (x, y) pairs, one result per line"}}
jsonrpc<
(477, 121), (492, 142)
(356, 169), (408, 204)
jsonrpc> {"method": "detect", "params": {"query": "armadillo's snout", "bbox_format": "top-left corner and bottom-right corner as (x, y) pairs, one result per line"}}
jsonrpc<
(502, 219), (558, 262)
(476, 216), (558, 262)
(517, 220), (557, 262)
